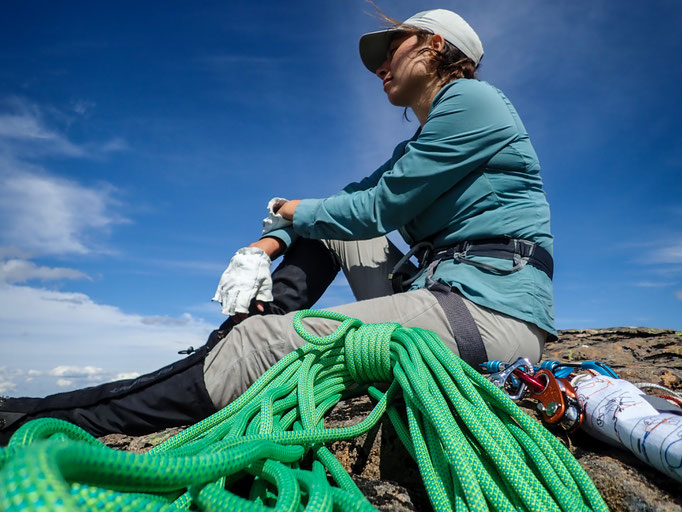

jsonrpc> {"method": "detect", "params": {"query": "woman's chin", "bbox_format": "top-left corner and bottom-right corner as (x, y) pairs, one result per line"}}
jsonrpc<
(385, 91), (407, 107)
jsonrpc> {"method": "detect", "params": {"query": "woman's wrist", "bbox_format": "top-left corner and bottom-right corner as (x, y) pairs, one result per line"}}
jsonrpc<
(275, 200), (301, 221)
(249, 237), (285, 259)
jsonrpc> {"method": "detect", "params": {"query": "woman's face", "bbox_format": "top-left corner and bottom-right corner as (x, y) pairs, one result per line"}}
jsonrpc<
(376, 33), (433, 106)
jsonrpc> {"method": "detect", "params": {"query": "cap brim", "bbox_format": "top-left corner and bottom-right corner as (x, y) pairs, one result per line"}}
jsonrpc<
(359, 29), (398, 73)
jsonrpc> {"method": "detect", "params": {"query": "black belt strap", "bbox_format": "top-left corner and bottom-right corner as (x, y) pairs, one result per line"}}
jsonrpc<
(428, 281), (488, 367)
(432, 237), (553, 279)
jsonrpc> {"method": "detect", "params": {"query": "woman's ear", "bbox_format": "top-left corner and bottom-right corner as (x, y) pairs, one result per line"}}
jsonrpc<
(430, 33), (445, 52)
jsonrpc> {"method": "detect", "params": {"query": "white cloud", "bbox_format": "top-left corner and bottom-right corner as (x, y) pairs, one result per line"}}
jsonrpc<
(141, 314), (195, 326)
(0, 246), (32, 259)
(651, 242), (682, 264)
(0, 97), (128, 158)
(0, 367), (22, 395)
(100, 137), (129, 153)
(0, 378), (16, 394)
(0, 283), (213, 397)
(0, 99), (130, 257)
(0, 171), (128, 255)
(114, 372), (141, 380)
(56, 379), (74, 388)
(632, 281), (673, 288)
(0, 109), (85, 157)
(70, 99), (96, 116)
(49, 365), (105, 378)
(0, 259), (90, 284)
(675, 290), (682, 301)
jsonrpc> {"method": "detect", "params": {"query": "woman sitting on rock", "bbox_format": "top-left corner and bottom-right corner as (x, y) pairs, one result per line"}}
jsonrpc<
(0, 8), (555, 444)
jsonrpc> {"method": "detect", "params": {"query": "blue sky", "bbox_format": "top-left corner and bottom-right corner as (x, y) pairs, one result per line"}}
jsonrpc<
(1, 1), (681, 397)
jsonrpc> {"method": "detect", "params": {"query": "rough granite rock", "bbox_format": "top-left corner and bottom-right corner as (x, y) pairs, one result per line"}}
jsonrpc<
(102, 327), (682, 511)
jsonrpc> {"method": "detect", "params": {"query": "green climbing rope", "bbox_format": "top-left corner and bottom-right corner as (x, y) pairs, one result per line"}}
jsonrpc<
(0, 310), (608, 511)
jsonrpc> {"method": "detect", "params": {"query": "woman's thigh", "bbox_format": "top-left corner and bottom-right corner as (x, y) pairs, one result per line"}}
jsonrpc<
(322, 237), (407, 301)
(203, 288), (544, 409)
(203, 289), (450, 408)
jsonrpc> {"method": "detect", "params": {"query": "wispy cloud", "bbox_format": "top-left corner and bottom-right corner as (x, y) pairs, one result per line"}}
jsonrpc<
(114, 371), (141, 380)
(632, 281), (674, 288)
(49, 365), (105, 378)
(0, 171), (128, 255)
(0, 246), (32, 259)
(675, 290), (682, 301)
(650, 241), (682, 264)
(69, 99), (96, 116)
(0, 370), (17, 394)
(0, 259), (90, 284)
(0, 97), (131, 256)
(0, 101), (85, 157)
(141, 314), (195, 326)
(100, 137), (129, 152)
(0, 97), (128, 159)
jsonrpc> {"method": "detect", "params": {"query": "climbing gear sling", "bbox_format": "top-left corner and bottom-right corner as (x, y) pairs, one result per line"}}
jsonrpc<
(1, 310), (607, 511)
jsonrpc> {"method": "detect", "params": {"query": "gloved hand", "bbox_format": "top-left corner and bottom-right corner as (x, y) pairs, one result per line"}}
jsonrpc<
(212, 247), (273, 316)
(261, 197), (292, 235)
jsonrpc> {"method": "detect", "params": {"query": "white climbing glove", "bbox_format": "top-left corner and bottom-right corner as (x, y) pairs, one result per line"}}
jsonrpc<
(211, 247), (273, 316)
(261, 197), (292, 236)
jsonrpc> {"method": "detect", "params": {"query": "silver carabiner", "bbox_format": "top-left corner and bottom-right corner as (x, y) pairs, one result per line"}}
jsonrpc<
(487, 357), (534, 401)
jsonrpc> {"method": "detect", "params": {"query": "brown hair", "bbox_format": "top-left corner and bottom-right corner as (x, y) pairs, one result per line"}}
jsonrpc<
(367, 2), (480, 85)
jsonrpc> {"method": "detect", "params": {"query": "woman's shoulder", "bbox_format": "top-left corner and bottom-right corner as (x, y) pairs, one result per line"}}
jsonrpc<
(435, 78), (504, 105)
(429, 79), (516, 125)
(426, 79), (519, 136)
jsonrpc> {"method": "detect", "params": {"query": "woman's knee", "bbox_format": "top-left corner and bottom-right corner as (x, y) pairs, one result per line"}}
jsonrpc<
(203, 313), (306, 408)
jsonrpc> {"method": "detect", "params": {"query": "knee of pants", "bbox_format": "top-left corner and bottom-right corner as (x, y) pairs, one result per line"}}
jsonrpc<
(203, 313), (307, 408)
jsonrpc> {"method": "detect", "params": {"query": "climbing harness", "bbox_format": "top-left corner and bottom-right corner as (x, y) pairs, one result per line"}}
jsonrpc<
(389, 236), (554, 294)
(428, 237), (554, 280)
(1, 310), (607, 511)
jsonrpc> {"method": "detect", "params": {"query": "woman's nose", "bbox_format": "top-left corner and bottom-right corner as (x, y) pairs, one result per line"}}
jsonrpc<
(375, 59), (389, 79)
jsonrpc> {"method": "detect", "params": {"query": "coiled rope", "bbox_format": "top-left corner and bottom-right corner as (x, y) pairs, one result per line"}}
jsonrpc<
(0, 310), (607, 511)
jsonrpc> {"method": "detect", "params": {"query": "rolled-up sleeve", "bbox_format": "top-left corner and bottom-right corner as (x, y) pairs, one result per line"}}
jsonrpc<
(293, 81), (519, 240)
(260, 226), (298, 248)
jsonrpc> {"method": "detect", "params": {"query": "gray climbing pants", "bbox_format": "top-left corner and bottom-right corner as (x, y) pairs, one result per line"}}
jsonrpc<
(204, 237), (547, 409)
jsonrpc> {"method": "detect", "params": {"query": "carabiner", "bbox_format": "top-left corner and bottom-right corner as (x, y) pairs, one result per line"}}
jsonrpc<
(487, 357), (534, 401)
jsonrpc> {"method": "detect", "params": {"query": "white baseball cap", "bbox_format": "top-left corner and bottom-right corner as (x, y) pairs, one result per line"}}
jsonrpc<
(359, 9), (484, 73)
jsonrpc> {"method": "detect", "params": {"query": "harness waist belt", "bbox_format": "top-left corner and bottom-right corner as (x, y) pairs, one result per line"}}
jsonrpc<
(389, 237), (553, 293)
(432, 237), (554, 280)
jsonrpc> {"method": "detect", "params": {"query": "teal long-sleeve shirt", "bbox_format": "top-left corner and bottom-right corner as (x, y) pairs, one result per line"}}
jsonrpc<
(265, 79), (556, 338)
